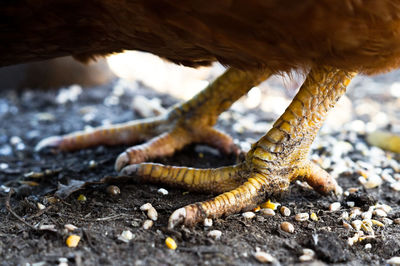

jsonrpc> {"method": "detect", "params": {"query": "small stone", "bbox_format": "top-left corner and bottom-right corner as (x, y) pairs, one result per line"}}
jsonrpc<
(260, 208), (276, 216)
(64, 224), (78, 231)
(254, 251), (276, 263)
(88, 160), (97, 168)
(387, 256), (400, 265)
(37, 203), (46, 210)
(157, 188), (168, 195)
(295, 213), (309, 222)
(203, 218), (213, 227)
(394, 218), (400, 224)
(280, 206), (291, 217)
(66, 235), (81, 247)
(142, 220), (153, 230)
(242, 211), (256, 219)
(207, 230), (222, 240)
(118, 230), (134, 243)
(329, 202), (341, 212)
(106, 185), (120, 196)
(281, 222), (294, 233)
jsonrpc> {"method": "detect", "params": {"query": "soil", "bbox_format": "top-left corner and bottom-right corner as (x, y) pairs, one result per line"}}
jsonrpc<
(1, 70), (400, 266)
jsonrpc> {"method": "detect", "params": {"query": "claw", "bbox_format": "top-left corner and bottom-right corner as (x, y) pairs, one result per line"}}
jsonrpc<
(115, 152), (130, 172)
(35, 136), (63, 152)
(168, 207), (186, 229)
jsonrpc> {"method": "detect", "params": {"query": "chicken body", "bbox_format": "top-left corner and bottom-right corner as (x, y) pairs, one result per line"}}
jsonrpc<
(2, 1), (400, 227)
(2, 0), (400, 74)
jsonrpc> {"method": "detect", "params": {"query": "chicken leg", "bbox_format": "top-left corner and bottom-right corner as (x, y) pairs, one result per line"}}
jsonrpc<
(119, 66), (356, 228)
(36, 68), (271, 170)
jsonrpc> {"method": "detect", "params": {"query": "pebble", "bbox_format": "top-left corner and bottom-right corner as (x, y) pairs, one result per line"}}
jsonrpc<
(281, 222), (294, 233)
(329, 202), (341, 212)
(295, 213), (309, 222)
(106, 185), (121, 196)
(142, 220), (153, 230)
(387, 256), (400, 265)
(207, 230), (222, 240)
(254, 251), (276, 264)
(118, 230), (134, 243)
(242, 211), (256, 219)
(203, 218), (213, 227)
(260, 208), (275, 216)
(280, 206), (291, 216)
(157, 188), (168, 195)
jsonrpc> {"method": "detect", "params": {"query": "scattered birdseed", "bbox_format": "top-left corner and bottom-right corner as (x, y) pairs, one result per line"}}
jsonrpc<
(310, 212), (318, 221)
(260, 208), (275, 216)
(347, 201), (355, 207)
(261, 199), (280, 210)
(373, 209), (387, 217)
(165, 237), (177, 250)
(77, 194), (87, 202)
(203, 218), (213, 227)
(37, 203), (45, 210)
(254, 251), (276, 263)
(371, 219), (385, 227)
(253, 206), (261, 212)
(142, 220), (153, 230)
(118, 230), (134, 243)
(207, 230), (222, 240)
(88, 160), (97, 168)
(343, 221), (352, 230)
(281, 222), (294, 233)
(66, 235), (80, 248)
(242, 211), (256, 219)
(360, 174), (383, 189)
(350, 207), (362, 219)
(39, 224), (56, 230)
(64, 224), (78, 231)
(391, 182), (400, 191)
(157, 188), (168, 195)
(394, 218), (400, 224)
(295, 213), (309, 222)
(341, 211), (349, 220)
(106, 185), (120, 196)
(376, 204), (392, 214)
(352, 220), (362, 231)
(387, 256), (400, 265)
(280, 206), (291, 216)
(140, 203), (152, 211)
(147, 207), (158, 221)
(382, 218), (393, 225)
(361, 220), (374, 235)
(365, 243), (372, 250)
(329, 202), (341, 212)
(362, 211), (372, 220)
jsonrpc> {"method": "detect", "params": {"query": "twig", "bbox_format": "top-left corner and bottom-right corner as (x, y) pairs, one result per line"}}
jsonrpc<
(26, 205), (53, 220)
(5, 189), (38, 231)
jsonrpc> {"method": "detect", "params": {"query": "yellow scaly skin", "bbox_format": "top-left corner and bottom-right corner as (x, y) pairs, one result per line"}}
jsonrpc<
(120, 67), (356, 228)
(36, 68), (271, 170)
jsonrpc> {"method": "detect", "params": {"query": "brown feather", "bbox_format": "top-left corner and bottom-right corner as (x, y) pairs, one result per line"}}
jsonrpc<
(2, 0), (400, 74)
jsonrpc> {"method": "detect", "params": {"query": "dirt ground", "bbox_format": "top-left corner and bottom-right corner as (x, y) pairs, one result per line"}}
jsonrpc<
(1, 68), (400, 265)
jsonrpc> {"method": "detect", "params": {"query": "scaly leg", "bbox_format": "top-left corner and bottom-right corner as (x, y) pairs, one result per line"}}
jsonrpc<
(120, 66), (356, 228)
(36, 68), (271, 170)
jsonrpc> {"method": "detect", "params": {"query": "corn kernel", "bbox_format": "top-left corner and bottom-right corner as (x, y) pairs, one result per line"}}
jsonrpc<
(77, 194), (87, 202)
(165, 237), (177, 250)
(66, 235), (80, 248)
(310, 212), (318, 221)
(260, 199), (279, 210)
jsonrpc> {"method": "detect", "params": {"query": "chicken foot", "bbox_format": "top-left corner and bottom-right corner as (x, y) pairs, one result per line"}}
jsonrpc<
(120, 66), (355, 228)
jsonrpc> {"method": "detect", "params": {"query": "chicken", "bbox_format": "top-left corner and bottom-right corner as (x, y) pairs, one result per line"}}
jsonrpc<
(2, 0), (400, 228)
